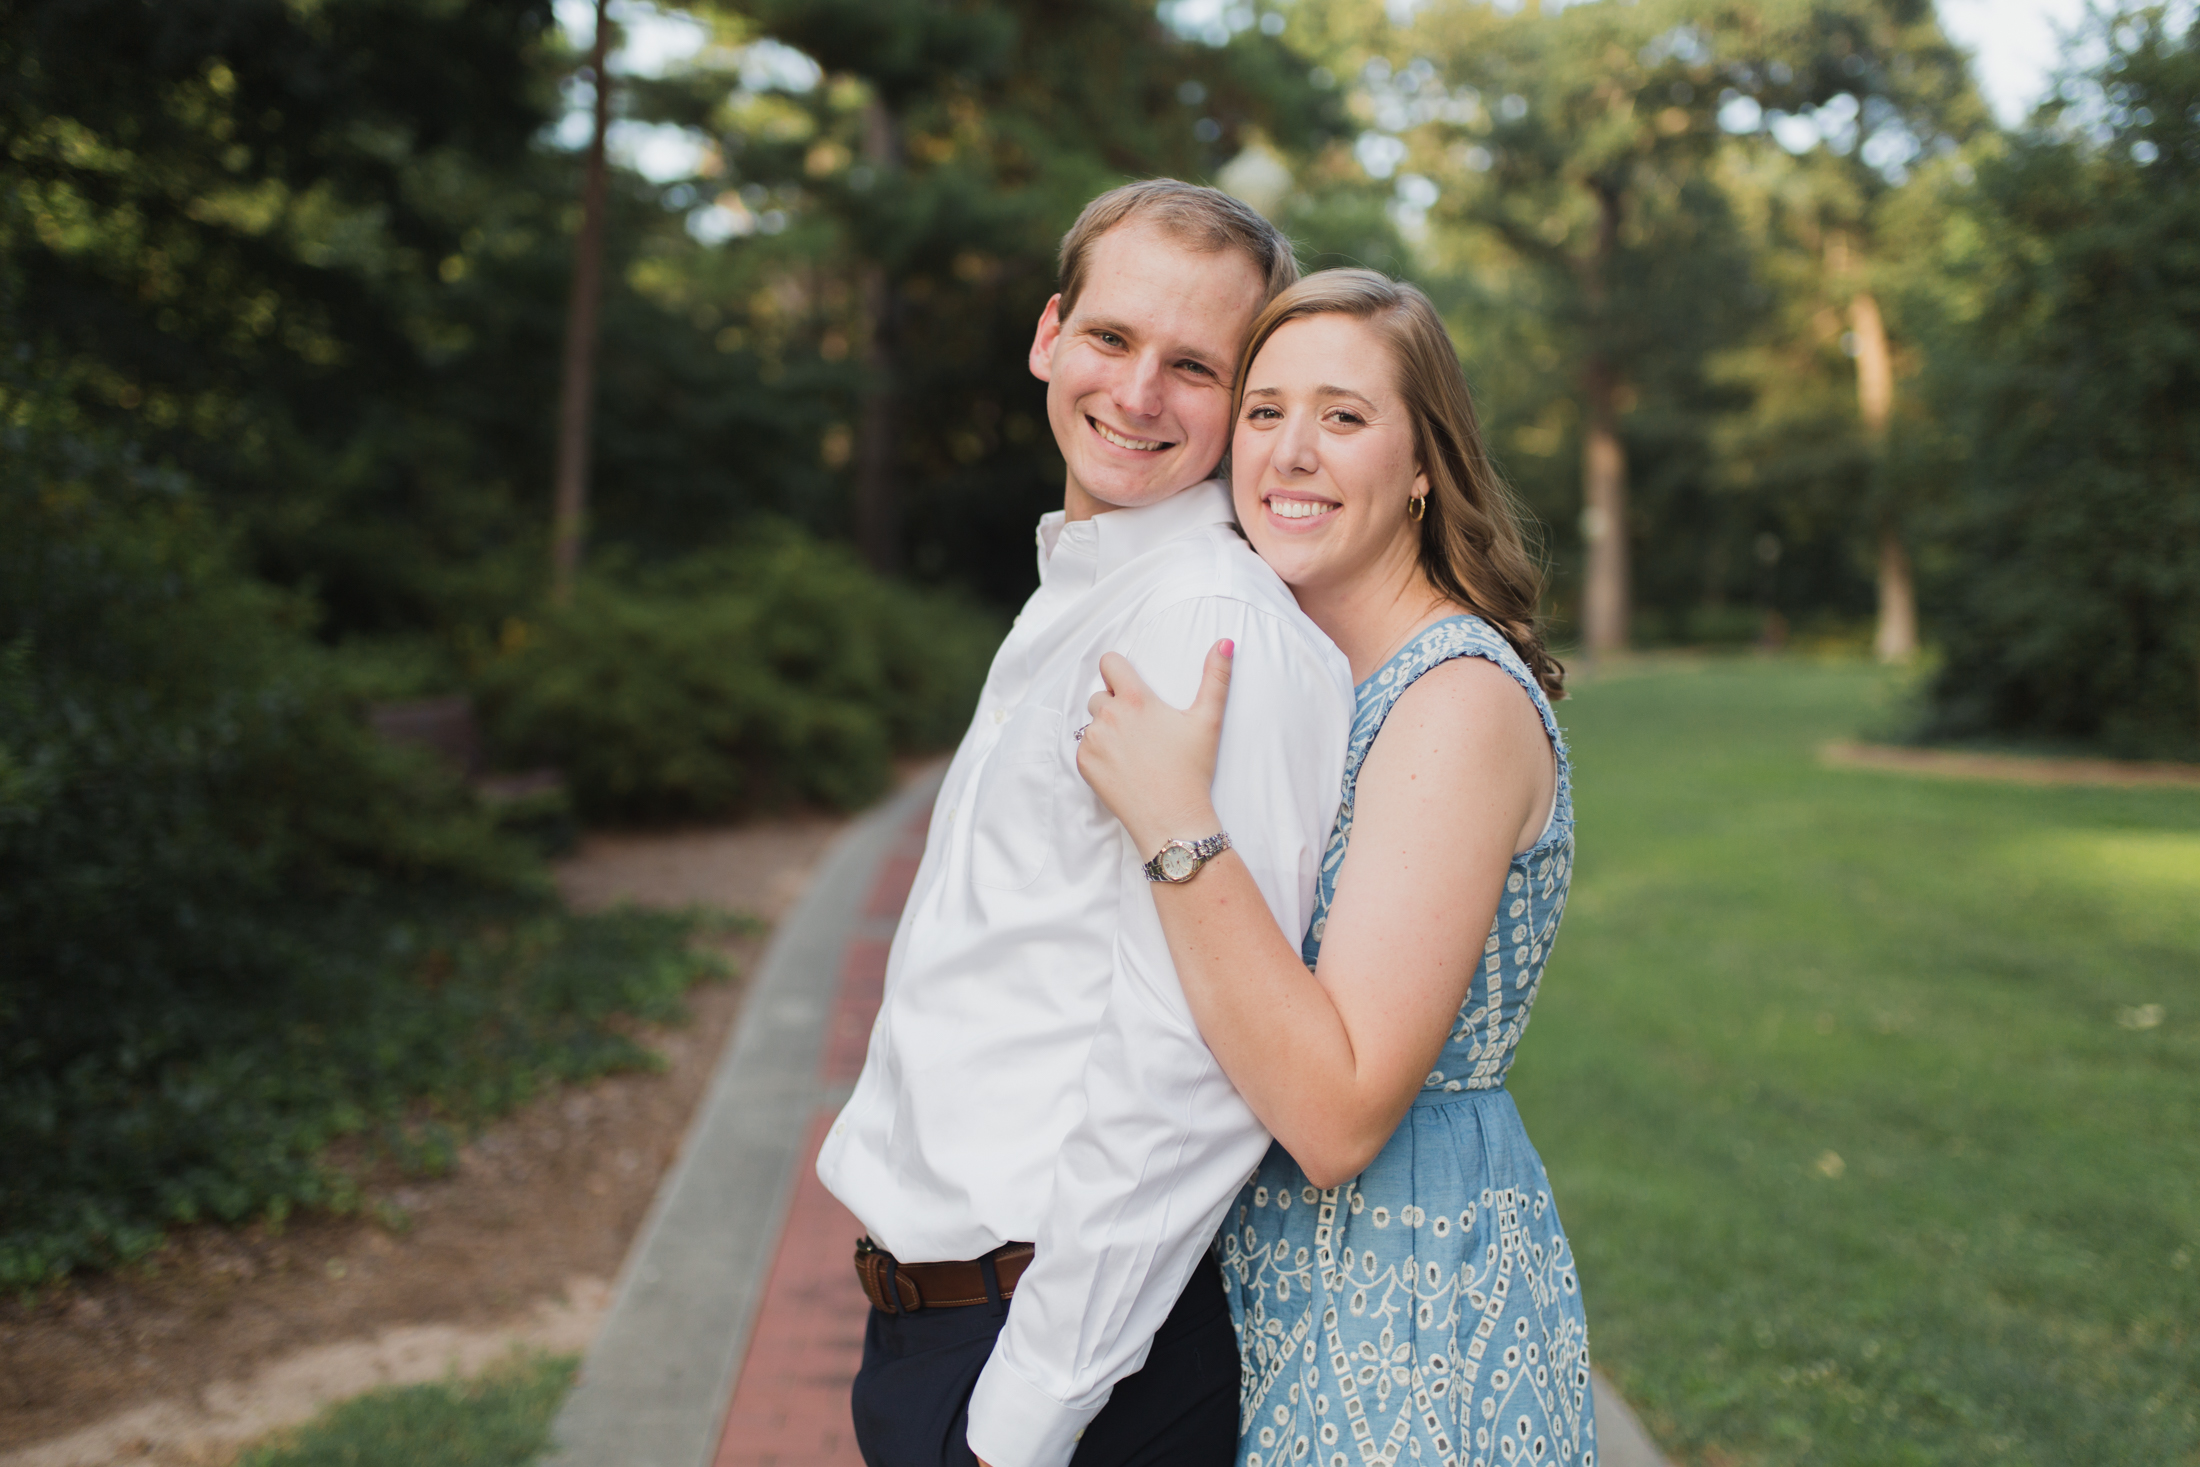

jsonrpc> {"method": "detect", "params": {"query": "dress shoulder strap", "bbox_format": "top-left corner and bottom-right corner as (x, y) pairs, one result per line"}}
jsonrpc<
(1340, 616), (1569, 838)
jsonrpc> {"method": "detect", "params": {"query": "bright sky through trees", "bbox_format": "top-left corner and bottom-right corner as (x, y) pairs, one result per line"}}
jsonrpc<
(1938, 0), (2197, 124)
(549, 0), (819, 182)
(568, 0), (2195, 165)
(1939, 0), (2094, 124)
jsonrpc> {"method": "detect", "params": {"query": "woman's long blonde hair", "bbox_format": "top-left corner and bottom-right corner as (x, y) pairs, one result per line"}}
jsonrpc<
(1234, 269), (1564, 698)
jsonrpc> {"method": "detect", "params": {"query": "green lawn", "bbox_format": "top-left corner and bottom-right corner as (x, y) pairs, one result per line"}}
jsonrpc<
(235, 1353), (574, 1467)
(1509, 658), (2199, 1465)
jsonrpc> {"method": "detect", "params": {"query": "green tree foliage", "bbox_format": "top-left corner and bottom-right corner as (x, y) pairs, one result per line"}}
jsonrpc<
(1908, 8), (2200, 757)
(1, 0), (557, 632)
(0, 0), (841, 638)
(1704, 18), (1986, 654)
(1288, 0), (1982, 646)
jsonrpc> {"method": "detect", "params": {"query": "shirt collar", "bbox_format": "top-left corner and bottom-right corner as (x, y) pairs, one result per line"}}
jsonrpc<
(1034, 479), (1234, 584)
(1035, 509), (1068, 576)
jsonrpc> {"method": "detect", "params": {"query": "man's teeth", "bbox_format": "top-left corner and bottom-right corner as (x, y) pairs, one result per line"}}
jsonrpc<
(1094, 421), (1166, 451)
(1269, 498), (1333, 520)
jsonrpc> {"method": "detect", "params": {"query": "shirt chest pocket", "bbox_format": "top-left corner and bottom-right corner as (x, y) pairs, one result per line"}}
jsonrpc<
(970, 706), (1063, 890)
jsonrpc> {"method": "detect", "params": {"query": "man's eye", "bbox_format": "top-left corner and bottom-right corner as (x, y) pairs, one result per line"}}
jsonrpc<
(1179, 360), (1215, 377)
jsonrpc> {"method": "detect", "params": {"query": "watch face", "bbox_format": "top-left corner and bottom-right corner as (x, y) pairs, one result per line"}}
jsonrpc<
(1159, 845), (1197, 881)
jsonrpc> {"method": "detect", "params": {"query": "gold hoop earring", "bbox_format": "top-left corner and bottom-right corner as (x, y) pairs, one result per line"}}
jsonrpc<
(1408, 494), (1426, 522)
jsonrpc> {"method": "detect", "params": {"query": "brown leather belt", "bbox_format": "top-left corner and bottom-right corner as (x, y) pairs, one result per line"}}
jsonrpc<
(854, 1236), (1035, 1313)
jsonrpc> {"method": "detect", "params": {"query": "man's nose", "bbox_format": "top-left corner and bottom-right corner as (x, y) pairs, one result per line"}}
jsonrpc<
(1113, 351), (1168, 420)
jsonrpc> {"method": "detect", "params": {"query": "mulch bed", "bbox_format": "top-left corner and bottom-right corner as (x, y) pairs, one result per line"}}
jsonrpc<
(1820, 740), (2200, 789)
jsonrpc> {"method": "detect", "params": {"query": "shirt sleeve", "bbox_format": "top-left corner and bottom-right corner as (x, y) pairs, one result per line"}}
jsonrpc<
(965, 595), (1352, 1467)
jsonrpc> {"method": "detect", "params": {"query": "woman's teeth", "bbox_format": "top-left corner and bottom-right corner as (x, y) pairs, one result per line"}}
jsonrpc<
(1093, 420), (1166, 451)
(1269, 498), (1333, 520)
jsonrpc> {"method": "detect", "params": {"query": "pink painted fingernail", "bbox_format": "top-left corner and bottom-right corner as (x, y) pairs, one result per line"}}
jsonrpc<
(1221, 639), (1235, 658)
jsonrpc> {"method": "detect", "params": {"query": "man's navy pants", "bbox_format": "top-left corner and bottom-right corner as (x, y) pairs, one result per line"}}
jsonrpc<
(849, 1255), (1238, 1467)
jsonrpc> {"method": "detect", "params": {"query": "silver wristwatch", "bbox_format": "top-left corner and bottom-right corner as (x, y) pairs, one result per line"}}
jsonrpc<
(1142, 832), (1231, 884)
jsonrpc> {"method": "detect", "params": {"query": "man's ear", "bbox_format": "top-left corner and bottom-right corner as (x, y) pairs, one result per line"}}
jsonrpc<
(1028, 294), (1063, 383)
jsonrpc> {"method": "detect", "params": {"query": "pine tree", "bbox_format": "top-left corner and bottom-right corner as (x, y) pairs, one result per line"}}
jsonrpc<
(680, 0), (1343, 585)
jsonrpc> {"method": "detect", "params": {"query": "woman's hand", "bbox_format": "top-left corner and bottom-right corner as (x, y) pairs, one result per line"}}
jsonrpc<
(1075, 639), (1235, 857)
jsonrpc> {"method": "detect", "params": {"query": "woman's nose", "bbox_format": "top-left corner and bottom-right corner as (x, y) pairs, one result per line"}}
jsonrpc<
(1274, 412), (1320, 475)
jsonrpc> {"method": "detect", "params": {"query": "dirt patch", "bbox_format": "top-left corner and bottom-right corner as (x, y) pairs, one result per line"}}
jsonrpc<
(2, 1289), (605, 1467)
(552, 814), (844, 920)
(1821, 740), (2200, 789)
(0, 813), (845, 1466)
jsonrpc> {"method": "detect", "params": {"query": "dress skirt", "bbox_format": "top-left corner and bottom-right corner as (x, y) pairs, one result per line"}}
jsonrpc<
(1219, 1088), (1596, 1467)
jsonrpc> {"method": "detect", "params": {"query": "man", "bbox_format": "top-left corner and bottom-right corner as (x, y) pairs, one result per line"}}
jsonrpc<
(816, 180), (1352, 1467)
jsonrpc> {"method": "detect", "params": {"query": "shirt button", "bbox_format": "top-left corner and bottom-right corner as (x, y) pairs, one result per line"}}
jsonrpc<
(991, 708), (1007, 724)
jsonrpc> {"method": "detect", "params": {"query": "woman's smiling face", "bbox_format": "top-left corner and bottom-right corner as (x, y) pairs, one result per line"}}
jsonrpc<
(1231, 312), (1427, 599)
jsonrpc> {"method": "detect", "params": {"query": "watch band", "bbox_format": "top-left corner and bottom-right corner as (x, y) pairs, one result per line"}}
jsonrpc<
(1142, 831), (1231, 884)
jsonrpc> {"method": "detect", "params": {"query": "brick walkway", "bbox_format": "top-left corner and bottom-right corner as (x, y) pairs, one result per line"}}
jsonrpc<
(709, 809), (926, 1467)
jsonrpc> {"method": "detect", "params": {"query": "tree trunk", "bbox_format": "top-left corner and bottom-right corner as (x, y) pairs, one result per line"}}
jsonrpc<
(1579, 368), (1629, 656)
(854, 97), (902, 575)
(1874, 527), (1917, 664)
(550, 0), (612, 604)
(1578, 182), (1628, 657)
(1849, 288), (1915, 662)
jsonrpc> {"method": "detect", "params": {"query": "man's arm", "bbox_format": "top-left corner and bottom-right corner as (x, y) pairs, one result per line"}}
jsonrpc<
(965, 596), (1350, 1467)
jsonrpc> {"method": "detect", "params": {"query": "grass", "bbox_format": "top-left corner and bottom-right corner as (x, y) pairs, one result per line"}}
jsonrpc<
(1508, 656), (2199, 1466)
(234, 1353), (575, 1467)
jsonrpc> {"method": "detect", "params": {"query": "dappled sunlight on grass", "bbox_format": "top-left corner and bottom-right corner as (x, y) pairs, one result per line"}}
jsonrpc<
(2027, 830), (2200, 958)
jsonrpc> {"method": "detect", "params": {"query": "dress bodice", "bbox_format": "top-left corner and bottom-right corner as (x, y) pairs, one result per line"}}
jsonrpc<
(1300, 614), (1574, 1094)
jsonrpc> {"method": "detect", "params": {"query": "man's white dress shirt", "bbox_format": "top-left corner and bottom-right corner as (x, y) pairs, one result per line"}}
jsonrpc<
(815, 481), (1352, 1467)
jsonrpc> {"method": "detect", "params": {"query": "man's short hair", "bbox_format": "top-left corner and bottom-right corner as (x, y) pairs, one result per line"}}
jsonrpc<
(1056, 179), (1299, 318)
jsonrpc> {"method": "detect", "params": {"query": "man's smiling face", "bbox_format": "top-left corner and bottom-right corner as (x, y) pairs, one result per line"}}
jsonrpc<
(1028, 220), (1269, 521)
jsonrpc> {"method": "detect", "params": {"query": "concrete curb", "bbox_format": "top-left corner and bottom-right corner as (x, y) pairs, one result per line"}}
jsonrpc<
(543, 774), (942, 1467)
(1592, 1370), (1669, 1467)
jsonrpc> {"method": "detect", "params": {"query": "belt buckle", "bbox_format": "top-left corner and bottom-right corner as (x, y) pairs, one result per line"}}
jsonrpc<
(855, 1237), (922, 1314)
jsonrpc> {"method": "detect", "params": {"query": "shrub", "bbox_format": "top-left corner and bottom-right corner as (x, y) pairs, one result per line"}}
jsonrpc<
(0, 425), (720, 1287)
(476, 529), (1000, 820)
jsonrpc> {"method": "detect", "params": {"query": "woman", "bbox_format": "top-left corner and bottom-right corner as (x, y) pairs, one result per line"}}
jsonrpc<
(1075, 270), (1593, 1467)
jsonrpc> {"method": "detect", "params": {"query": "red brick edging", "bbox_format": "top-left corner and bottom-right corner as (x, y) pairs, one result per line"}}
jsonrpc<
(710, 810), (926, 1466)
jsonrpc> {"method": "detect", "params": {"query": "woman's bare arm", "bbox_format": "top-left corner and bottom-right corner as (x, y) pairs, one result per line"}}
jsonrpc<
(1077, 641), (1553, 1186)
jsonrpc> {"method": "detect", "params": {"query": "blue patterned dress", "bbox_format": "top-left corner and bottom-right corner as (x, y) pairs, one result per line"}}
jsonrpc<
(1219, 615), (1594, 1467)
